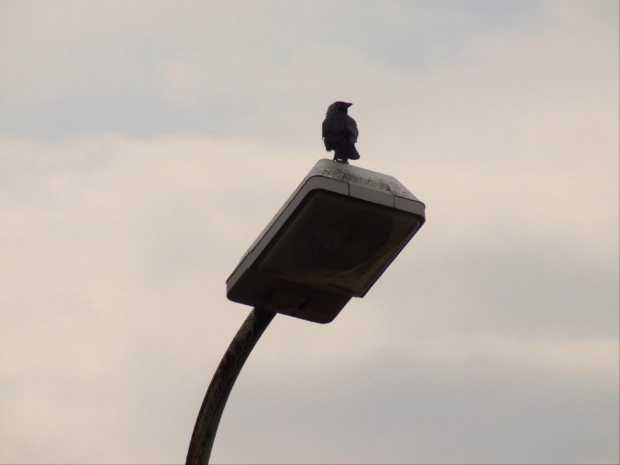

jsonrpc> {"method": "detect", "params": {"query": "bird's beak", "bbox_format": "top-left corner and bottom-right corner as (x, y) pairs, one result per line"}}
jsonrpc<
(344, 102), (353, 108)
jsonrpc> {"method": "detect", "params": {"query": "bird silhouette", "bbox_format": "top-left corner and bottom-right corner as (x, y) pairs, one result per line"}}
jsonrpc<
(322, 101), (360, 163)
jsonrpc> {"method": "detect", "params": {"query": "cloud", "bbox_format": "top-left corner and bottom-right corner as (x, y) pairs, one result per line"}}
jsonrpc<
(0, 1), (618, 463)
(214, 342), (618, 464)
(4, 0), (615, 145)
(1, 132), (617, 462)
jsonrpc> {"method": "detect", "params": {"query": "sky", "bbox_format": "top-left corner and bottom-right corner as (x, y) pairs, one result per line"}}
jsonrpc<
(0, 1), (618, 463)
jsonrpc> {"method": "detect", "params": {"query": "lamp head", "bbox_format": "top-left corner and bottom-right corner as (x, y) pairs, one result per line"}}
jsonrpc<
(226, 159), (425, 323)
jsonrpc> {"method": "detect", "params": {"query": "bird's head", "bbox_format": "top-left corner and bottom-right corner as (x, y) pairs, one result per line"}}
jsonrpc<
(327, 101), (353, 115)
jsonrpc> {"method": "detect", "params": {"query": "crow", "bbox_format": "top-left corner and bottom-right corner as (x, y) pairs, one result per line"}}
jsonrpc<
(322, 101), (360, 163)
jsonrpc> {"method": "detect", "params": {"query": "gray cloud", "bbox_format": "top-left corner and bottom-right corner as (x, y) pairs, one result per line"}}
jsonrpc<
(213, 349), (618, 464)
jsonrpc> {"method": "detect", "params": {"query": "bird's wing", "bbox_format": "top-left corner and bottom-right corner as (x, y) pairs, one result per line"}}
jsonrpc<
(321, 118), (329, 138)
(345, 116), (359, 143)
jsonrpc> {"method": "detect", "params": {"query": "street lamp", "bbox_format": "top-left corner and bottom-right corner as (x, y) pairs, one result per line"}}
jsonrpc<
(186, 159), (425, 464)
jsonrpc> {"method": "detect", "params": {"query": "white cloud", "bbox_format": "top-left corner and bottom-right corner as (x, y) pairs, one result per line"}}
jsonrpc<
(1, 132), (617, 462)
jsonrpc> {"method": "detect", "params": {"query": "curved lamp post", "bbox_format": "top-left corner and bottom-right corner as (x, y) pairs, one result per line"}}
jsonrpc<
(186, 159), (425, 464)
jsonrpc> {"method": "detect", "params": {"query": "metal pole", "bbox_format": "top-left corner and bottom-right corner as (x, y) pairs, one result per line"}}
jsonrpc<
(186, 307), (276, 465)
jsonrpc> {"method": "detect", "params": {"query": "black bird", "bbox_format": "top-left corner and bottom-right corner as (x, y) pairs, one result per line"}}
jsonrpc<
(322, 101), (360, 163)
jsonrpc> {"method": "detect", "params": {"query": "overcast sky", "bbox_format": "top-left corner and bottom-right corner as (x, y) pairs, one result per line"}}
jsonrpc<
(1, 1), (618, 464)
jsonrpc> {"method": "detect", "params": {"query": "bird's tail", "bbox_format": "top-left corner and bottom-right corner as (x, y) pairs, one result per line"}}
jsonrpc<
(349, 146), (360, 160)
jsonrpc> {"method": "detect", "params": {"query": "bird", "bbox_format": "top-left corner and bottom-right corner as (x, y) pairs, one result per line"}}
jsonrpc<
(322, 101), (360, 163)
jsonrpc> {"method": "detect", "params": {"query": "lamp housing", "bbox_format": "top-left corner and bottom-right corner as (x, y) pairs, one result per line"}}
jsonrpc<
(226, 159), (425, 323)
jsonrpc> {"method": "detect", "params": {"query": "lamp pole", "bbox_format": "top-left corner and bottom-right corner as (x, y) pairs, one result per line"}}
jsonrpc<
(186, 159), (425, 464)
(186, 307), (276, 465)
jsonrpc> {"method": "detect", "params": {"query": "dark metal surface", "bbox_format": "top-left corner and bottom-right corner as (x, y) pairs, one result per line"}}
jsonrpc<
(186, 307), (276, 465)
